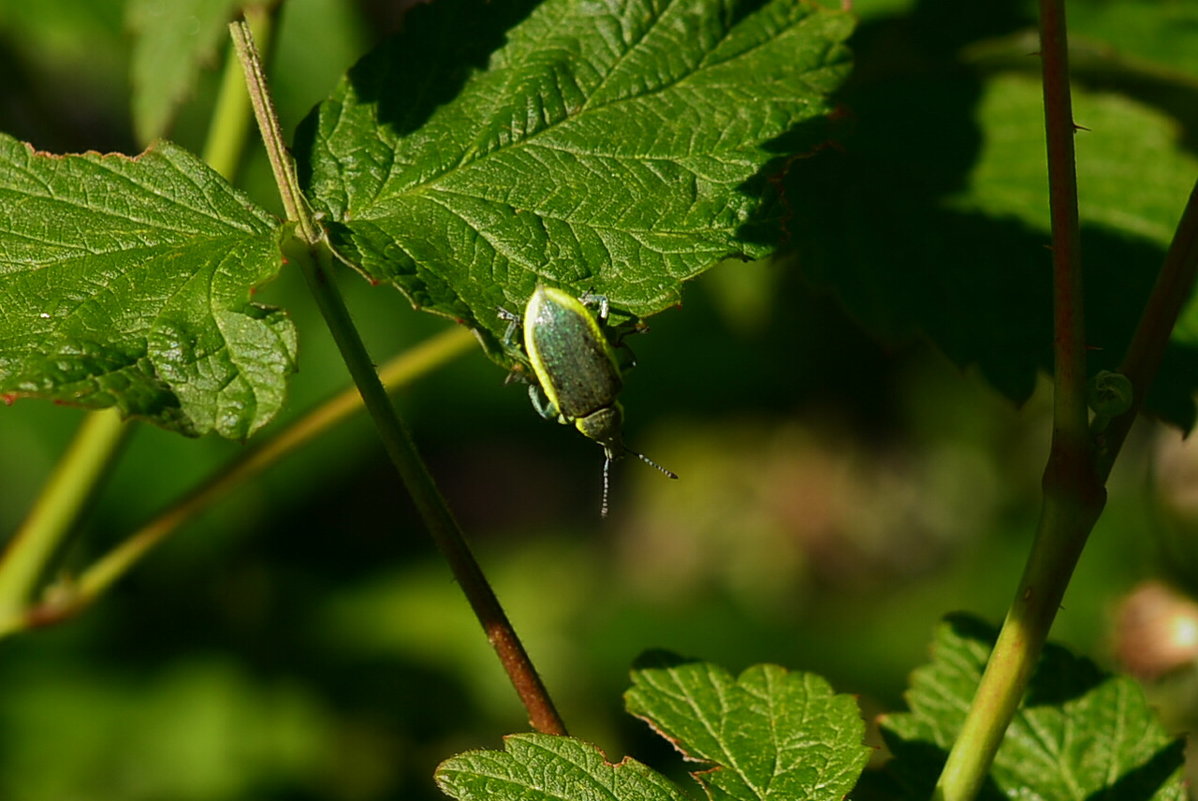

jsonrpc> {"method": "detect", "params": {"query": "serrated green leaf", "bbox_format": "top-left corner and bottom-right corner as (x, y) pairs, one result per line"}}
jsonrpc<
(878, 614), (1185, 801)
(625, 651), (869, 801)
(0, 134), (294, 439)
(296, 0), (853, 364)
(435, 733), (691, 801)
(126, 0), (242, 144)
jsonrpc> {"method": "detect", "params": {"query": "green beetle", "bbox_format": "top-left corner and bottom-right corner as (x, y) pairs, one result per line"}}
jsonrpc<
(500, 285), (676, 517)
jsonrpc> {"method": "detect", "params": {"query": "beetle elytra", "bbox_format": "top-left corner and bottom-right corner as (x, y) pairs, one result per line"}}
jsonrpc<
(500, 285), (676, 517)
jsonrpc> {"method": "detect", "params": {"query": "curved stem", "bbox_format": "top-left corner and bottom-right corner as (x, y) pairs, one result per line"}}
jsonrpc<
(0, 6), (278, 637)
(230, 20), (567, 736)
(935, 168), (1198, 801)
(0, 409), (129, 623)
(3, 326), (474, 636)
(0, 6), (278, 636)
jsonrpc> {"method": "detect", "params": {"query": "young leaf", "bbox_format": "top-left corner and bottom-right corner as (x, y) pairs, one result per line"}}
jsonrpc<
(624, 651), (870, 801)
(878, 614), (1185, 801)
(295, 0), (854, 363)
(0, 134), (295, 439)
(435, 733), (690, 801)
(126, 0), (243, 144)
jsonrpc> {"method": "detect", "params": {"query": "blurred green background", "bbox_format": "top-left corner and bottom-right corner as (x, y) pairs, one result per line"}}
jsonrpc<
(2, 0), (1198, 799)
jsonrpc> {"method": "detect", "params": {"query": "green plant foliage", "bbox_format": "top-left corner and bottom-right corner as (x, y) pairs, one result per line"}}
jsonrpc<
(1067, 0), (1198, 77)
(0, 134), (295, 439)
(786, 6), (1198, 429)
(436, 734), (691, 801)
(0, 658), (328, 801)
(625, 651), (871, 801)
(294, 0), (854, 364)
(126, 0), (243, 144)
(436, 652), (868, 801)
(876, 615), (1186, 801)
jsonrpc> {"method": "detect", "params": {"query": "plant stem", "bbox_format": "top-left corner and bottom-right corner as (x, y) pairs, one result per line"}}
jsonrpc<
(0, 3), (279, 633)
(202, 3), (271, 179)
(0, 7), (276, 636)
(1095, 179), (1198, 481)
(230, 19), (568, 736)
(0, 327), (475, 636)
(0, 409), (129, 623)
(934, 1), (1105, 798)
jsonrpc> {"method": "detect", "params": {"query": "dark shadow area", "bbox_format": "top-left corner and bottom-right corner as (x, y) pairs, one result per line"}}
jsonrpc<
(760, 0), (1198, 428)
(869, 730), (1009, 801)
(0, 40), (133, 154)
(293, 0), (545, 191)
(1085, 738), (1187, 801)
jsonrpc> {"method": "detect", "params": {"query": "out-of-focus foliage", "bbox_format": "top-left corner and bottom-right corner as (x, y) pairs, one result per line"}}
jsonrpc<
(0, 0), (1196, 799)
(788, 0), (1198, 428)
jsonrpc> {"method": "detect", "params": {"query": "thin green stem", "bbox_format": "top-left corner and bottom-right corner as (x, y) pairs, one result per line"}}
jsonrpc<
(934, 1), (1104, 798)
(229, 20), (314, 241)
(0, 6), (277, 636)
(230, 20), (567, 736)
(1, 327), (475, 636)
(0, 409), (129, 623)
(934, 137), (1198, 801)
(202, 4), (272, 180)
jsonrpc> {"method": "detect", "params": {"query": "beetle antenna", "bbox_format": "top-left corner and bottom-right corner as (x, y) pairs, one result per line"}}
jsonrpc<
(601, 455), (612, 518)
(627, 448), (679, 480)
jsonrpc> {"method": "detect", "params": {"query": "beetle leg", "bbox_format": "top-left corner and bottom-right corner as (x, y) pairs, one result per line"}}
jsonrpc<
(497, 306), (522, 347)
(578, 290), (610, 321)
(527, 383), (560, 422)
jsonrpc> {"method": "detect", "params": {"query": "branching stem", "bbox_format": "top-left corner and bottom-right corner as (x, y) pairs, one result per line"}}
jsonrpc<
(934, 0), (1103, 797)
(0, 12), (273, 632)
(0, 327), (474, 636)
(934, 0), (1198, 796)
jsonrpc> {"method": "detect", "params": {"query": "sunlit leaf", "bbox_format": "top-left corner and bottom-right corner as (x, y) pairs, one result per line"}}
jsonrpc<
(0, 134), (294, 438)
(296, 0), (854, 364)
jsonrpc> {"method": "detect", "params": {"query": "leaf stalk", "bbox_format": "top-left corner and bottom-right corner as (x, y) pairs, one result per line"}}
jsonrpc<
(201, 3), (271, 179)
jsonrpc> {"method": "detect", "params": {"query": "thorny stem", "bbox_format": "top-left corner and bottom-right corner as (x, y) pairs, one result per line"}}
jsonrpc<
(934, 0), (1106, 798)
(1095, 179), (1198, 482)
(230, 20), (567, 735)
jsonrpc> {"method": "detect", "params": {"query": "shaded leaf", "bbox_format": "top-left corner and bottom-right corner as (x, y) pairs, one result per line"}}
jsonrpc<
(877, 614), (1185, 801)
(126, 0), (243, 144)
(790, 65), (1198, 427)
